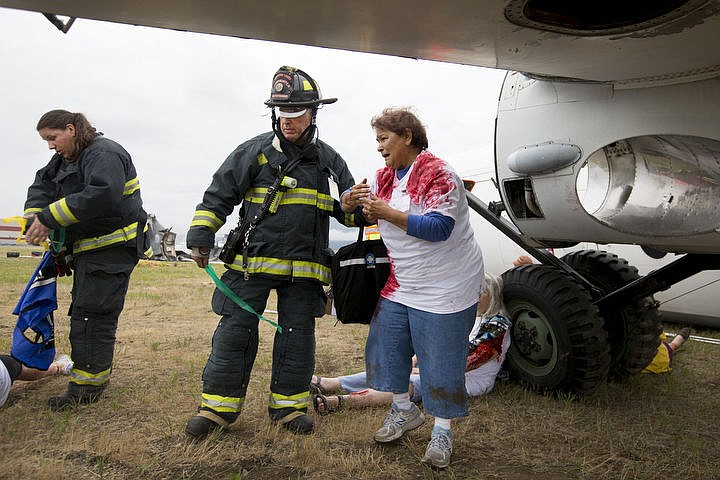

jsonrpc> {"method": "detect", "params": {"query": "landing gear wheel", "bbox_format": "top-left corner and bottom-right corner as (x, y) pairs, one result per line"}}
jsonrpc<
(501, 264), (611, 394)
(561, 250), (661, 379)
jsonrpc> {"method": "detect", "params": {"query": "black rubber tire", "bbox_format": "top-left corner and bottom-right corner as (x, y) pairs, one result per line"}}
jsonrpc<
(561, 250), (662, 379)
(501, 264), (611, 395)
(6, 251), (20, 258)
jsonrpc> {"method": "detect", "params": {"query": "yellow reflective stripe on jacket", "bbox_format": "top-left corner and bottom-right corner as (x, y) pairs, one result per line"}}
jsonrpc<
(123, 177), (140, 196)
(343, 212), (357, 227)
(23, 207), (43, 215)
(190, 209), (224, 232)
(201, 393), (244, 413)
(244, 189), (265, 204)
(316, 192), (334, 211)
(69, 366), (111, 386)
(73, 221), (145, 254)
(227, 256), (331, 283)
(244, 188), (335, 212)
(268, 391), (309, 410)
(257, 152), (268, 166)
(49, 198), (79, 227)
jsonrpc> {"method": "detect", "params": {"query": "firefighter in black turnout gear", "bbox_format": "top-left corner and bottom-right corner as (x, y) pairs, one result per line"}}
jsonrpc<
(185, 66), (363, 437)
(24, 109), (150, 411)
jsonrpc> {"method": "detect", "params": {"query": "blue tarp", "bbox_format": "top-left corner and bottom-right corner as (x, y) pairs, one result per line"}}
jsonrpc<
(11, 251), (57, 370)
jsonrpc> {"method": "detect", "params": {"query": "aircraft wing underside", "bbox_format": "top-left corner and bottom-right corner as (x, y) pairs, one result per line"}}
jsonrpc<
(2, 0), (720, 85)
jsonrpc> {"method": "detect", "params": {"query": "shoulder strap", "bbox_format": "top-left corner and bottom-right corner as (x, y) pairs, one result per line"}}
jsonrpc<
(238, 151), (306, 278)
(281, 154), (303, 176)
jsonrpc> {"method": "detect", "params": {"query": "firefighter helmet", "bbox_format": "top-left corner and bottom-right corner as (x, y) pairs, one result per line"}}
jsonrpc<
(264, 66), (337, 108)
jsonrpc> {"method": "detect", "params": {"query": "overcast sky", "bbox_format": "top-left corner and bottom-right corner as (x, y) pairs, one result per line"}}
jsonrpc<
(0, 7), (506, 246)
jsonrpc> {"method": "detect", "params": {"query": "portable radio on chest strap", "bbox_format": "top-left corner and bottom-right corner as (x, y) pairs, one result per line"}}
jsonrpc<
(217, 155), (303, 279)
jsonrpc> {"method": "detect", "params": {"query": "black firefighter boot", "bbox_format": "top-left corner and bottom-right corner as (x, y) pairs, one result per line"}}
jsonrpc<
(185, 411), (229, 441)
(48, 382), (107, 411)
(273, 410), (314, 434)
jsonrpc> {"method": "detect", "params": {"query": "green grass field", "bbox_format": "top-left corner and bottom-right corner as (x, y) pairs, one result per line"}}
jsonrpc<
(1, 245), (719, 480)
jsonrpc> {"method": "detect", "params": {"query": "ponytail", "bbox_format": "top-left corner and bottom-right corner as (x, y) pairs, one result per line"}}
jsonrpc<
(37, 109), (99, 156)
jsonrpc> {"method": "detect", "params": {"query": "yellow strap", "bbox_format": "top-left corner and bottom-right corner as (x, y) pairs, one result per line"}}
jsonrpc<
(1, 216), (28, 244)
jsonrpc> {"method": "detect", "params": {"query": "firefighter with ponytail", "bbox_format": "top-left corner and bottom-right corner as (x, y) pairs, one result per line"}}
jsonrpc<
(24, 109), (150, 411)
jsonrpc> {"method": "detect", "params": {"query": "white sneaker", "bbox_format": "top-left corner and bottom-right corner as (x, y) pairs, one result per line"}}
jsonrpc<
(422, 427), (453, 469)
(54, 355), (73, 375)
(373, 403), (425, 443)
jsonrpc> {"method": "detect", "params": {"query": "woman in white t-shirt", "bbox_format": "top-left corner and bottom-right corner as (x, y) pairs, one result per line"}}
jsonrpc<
(340, 107), (485, 469)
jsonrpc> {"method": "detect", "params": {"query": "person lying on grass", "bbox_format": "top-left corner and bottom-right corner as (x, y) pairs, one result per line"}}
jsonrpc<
(1, 354), (72, 408)
(311, 273), (511, 414)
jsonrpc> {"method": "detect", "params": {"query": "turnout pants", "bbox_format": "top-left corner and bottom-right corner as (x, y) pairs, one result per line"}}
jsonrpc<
(68, 246), (137, 387)
(199, 272), (326, 424)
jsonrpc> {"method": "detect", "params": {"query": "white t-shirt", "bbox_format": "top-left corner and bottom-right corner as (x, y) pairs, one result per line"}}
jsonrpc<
(0, 360), (11, 408)
(465, 315), (512, 396)
(371, 151), (484, 313)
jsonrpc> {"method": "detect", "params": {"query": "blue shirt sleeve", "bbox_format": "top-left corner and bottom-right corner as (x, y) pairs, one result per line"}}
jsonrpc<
(407, 211), (455, 241)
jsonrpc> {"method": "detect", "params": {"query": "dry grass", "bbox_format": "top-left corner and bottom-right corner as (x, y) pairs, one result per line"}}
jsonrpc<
(1, 245), (720, 480)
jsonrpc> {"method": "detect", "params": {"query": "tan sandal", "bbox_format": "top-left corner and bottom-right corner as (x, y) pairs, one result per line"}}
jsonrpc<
(312, 392), (344, 415)
(310, 376), (326, 395)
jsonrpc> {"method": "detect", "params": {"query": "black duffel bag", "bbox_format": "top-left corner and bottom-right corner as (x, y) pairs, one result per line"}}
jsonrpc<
(329, 227), (390, 324)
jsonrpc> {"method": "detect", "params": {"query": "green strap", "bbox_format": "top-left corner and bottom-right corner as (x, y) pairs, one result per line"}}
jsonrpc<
(204, 265), (282, 333)
(49, 228), (66, 254)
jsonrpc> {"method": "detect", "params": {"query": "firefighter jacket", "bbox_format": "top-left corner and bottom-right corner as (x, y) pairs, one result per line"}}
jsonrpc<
(24, 136), (150, 257)
(188, 132), (363, 284)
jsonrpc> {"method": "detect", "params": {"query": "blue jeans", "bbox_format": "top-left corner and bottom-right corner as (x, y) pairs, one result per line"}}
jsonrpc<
(365, 298), (476, 419)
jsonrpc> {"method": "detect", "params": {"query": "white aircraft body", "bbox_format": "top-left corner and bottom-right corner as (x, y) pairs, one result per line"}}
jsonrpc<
(3, 0), (719, 394)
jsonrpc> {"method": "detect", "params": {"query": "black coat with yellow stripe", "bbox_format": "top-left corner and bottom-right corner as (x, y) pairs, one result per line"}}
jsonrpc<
(187, 131), (362, 284)
(24, 135), (147, 256)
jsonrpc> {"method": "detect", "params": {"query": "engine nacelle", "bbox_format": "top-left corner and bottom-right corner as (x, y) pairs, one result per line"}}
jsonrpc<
(495, 72), (720, 254)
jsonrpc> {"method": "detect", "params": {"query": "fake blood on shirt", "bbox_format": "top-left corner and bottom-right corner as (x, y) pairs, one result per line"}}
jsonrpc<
(375, 151), (456, 208)
(405, 151), (456, 209)
(375, 151), (457, 298)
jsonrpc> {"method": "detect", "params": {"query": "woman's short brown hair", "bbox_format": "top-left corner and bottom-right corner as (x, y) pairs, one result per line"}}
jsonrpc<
(371, 107), (428, 151)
